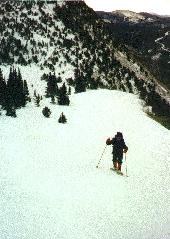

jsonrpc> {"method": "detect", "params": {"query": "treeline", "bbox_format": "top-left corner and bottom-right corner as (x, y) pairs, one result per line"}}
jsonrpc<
(0, 68), (72, 117)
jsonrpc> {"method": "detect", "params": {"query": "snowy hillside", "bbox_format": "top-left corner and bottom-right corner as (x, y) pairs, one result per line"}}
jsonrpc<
(1, 0), (170, 118)
(113, 10), (145, 23)
(0, 89), (170, 239)
(0, 0), (116, 85)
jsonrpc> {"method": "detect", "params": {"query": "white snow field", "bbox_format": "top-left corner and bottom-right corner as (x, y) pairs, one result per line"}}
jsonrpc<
(0, 89), (170, 239)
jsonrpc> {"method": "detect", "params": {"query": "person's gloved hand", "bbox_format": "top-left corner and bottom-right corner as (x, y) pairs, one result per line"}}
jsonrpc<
(106, 138), (111, 145)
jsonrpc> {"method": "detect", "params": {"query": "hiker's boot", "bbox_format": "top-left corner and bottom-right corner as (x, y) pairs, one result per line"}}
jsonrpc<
(113, 162), (118, 170)
(117, 163), (123, 175)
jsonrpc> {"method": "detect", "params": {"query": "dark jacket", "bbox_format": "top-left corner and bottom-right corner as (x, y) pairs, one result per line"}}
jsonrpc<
(111, 137), (128, 155)
(106, 136), (128, 158)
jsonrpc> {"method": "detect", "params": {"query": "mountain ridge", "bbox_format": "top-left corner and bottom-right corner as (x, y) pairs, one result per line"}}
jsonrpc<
(97, 10), (170, 92)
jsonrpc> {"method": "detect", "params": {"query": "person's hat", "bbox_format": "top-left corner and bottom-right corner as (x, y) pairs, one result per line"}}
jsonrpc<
(116, 132), (123, 137)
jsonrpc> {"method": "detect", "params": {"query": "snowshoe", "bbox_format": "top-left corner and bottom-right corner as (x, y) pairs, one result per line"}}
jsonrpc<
(116, 170), (123, 176)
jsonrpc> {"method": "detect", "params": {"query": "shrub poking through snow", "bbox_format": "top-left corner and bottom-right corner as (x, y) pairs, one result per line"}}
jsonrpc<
(35, 94), (41, 107)
(42, 106), (51, 118)
(58, 112), (67, 123)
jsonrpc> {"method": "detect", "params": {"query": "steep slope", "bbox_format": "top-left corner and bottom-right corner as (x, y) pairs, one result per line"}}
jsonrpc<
(0, 0), (170, 120)
(0, 89), (170, 239)
(97, 10), (170, 90)
(0, 0), (116, 86)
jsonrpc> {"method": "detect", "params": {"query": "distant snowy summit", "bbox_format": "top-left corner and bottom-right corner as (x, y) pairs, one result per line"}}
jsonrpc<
(97, 9), (170, 23)
(112, 10), (146, 23)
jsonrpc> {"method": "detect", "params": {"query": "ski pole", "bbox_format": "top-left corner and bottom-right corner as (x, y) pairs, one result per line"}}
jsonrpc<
(124, 153), (128, 177)
(96, 145), (107, 168)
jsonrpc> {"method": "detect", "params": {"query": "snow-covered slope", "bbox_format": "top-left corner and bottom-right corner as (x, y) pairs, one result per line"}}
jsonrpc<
(0, 89), (169, 239)
(113, 10), (145, 23)
(1, 1), (170, 118)
(0, 0), (116, 86)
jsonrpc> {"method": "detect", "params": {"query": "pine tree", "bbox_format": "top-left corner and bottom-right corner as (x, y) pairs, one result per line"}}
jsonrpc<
(6, 67), (29, 109)
(6, 67), (16, 108)
(74, 69), (86, 93)
(88, 77), (98, 89)
(17, 68), (26, 107)
(58, 83), (70, 105)
(84, 64), (95, 89)
(56, 76), (62, 83)
(58, 112), (67, 123)
(42, 106), (51, 118)
(68, 86), (71, 95)
(0, 68), (7, 108)
(35, 94), (41, 107)
(50, 95), (56, 104)
(46, 72), (58, 98)
(23, 80), (30, 102)
(34, 90), (37, 97)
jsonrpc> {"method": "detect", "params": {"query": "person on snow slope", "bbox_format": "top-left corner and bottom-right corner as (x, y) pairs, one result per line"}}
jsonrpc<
(106, 132), (128, 174)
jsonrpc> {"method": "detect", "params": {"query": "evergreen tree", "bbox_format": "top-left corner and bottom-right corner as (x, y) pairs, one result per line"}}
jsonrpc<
(0, 68), (7, 108)
(50, 95), (56, 104)
(58, 112), (67, 123)
(74, 69), (86, 93)
(23, 80), (30, 102)
(34, 90), (37, 97)
(6, 67), (15, 109)
(35, 94), (41, 107)
(88, 77), (98, 89)
(58, 83), (70, 105)
(41, 73), (48, 81)
(6, 67), (29, 109)
(17, 68), (26, 107)
(67, 77), (74, 86)
(56, 76), (62, 83)
(84, 64), (97, 89)
(126, 76), (133, 93)
(42, 106), (51, 118)
(68, 86), (71, 95)
(46, 72), (58, 98)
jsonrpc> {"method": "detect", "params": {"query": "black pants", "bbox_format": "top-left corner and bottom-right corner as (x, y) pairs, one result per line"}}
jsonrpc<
(112, 151), (123, 164)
